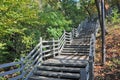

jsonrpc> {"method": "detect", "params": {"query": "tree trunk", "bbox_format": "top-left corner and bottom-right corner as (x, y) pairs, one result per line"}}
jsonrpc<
(95, 0), (102, 28)
(95, 0), (106, 65)
(95, 0), (108, 34)
(116, 0), (120, 13)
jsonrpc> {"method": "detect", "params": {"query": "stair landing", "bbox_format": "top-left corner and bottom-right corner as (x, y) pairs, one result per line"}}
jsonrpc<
(44, 54), (89, 63)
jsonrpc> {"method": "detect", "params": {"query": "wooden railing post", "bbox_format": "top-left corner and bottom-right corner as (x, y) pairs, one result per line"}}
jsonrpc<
(52, 38), (55, 57)
(59, 30), (66, 53)
(40, 37), (43, 62)
(80, 68), (87, 80)
(74, 28), (76, 37)
(89, 34), (95, 80)
(89, 57), (94, 80)
(58, 38), (61, 55)
(58, 38), (60, 55)
(72, 28), (74, 38)
(75, 28), (78, 37)
(64, 30), (66, 43)
(79, 24), (81, 33)
(70, 32), (72, 44)
(20, 57), (24, 80)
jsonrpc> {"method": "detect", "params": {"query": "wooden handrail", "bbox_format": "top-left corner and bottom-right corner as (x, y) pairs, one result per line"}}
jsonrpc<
(0, 62), (22, 68)
(88, 34), (96, 80)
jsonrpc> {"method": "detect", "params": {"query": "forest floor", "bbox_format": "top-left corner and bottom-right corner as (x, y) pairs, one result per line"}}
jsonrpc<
(94, 25), (120, 80)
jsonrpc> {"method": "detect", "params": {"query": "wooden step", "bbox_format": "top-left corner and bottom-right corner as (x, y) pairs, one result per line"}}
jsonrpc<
(64, 45), (90, 48)
(62, 48), (90, 51)
(42, 62), (87, 68)
(62, 49), (89, 53)
(63, 47), (90, 49)
(71, 39), (90, 42)
(34, 71), (80, 79)
(62, 50), (89, 53)
(64, 46), (90, 48)
(53, 55), (89, 61)
(71, 41), (90, 43)
(37, 66), (81, 73)
(60, 52), (89, 55)
(29, 76), (71, 80)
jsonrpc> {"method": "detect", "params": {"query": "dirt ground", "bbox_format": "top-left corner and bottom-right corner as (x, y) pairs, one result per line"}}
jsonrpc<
(94, 26), (120, 80)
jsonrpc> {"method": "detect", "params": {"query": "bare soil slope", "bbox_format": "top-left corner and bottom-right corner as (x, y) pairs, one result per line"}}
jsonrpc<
(95, 27), (120, 80)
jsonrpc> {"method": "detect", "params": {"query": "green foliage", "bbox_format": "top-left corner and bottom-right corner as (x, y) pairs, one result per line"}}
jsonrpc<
(39, 2), (71, 39)
(0, 77), (6, 80)
(62, 0), (83, 26)
(0, 43), (7, 63)
(0, 0), (72, 63)
(61, 0), (96, 27)
(0, 0), (41, 63)
(107, 9), (120, 24)
(47, 27), (63, 39)
(111, 9), (120, 24)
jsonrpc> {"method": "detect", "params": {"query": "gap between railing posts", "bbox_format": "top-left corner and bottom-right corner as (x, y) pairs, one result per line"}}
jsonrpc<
(58, 30), (66, 55)
(0, 61), (23, 80)
(62, 30), (66, 50)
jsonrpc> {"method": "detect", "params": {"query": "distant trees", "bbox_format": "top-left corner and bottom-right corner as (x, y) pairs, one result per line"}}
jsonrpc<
(0, 0), (71, 63)
(0, 0), (41, 63)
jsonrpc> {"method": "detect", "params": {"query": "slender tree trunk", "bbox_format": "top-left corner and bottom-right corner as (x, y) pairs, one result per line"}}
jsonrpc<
(95, 0), (102, 27)
(95, 0), (108, 33)
(116, 0), (120, 13)
(95, 0), (106, 65)
(101, 0), (106, 65)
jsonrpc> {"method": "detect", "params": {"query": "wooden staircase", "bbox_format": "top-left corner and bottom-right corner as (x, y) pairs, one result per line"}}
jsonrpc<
(28, 36), (90, 80)
(29, 61), (87, 80)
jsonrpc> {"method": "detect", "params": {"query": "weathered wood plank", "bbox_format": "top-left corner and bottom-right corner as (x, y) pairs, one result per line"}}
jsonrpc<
(37, 65), (81, 73)
(34, 71), (80, 79)
(29, 75), (71, 80)
(0, 62), (22, 68)
(42, 62), (87, 68)
(54, 55), (89, 60)
(0, 67), (22, 76)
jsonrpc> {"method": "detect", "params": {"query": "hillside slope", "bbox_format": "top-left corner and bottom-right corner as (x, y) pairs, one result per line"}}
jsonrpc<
(95, 26), (120, 80)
